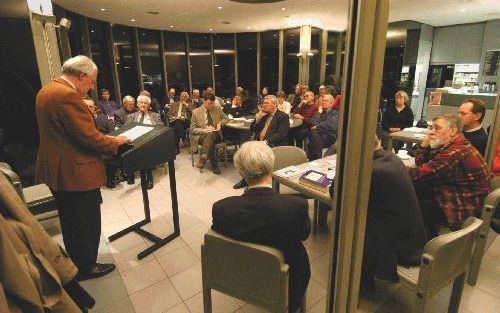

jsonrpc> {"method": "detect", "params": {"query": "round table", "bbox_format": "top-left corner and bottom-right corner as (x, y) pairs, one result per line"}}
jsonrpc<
(226, 116), (303, 130)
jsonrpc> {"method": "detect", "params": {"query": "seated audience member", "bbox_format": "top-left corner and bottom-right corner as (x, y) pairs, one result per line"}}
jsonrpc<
(83, 97), (114, 134)
(140, 90), (160, 113)
(168, 91), (190, 154)
(114, 95), (137, 129)
(126, 95), (163, 189)
(258, 86), (269, 105)
(381, 90), (414, 151)
(332, 94), (342, 111)
(287, 84), (303, 111)
(291, 91), (320, 147)
(360, 135), (427, 291)
(307, 94), (339, 160)
(212, 141), (310, 312)
(162, 87), (176, 110)
(314, 85), (327, 104)
(409, 114), (490, 237)
(205, 87), (224, 108)
(276, 91), (291, 115)
(190, 93), (229, 175)
(223, 95), (247, 118)
(233, 95), (290, 189)
(98, 88), (120, 118)
(188, 89), (203, 111)
(458, 98), (488, 156)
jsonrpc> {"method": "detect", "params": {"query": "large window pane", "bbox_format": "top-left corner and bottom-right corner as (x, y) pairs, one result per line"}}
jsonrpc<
(213, 34), (235, 98)
(88, 19), (115, 99)
(138, 29), (163, 101)
(65, 11), (85, 56)
(309, 27), (322, 92)
(283, 28), (300, 94)
(261, 31), (279, 94)
(112, 25), (140, 98)
(237, 33), (257, 96)
(164, 31), (189, 93)
(189, 33), (212, 91)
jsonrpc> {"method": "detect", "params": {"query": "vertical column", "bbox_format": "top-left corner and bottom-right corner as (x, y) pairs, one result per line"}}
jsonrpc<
(278, 29), (284, 92)
(320, 30), (328, 84)
(27, 1), (62, 85)
(133, 28), (143, 92)
(234, 33), (239, 91)
(105, 23), (121, 102)
(410, 24), (434, 119)
(334, 32), (343, 81)
(160, 31), (168, 94)
(210, 34), (216, 91)
(185, 33), (192, 95)
(299, 25), (312, 86)
(326, 0), (390, 312)
(256, 32), (261, 96)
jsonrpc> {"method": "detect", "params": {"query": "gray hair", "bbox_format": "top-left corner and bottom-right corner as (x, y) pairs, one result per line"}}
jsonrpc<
(263, 95), (277, 106)
(234, 141), (275, 185)
(192, 89), (200, 96)
(323, 94), (334, 102)
(62, 55), (97, 76)
(395, 90), (409, 103)
(122, 95), (135, 103)
(137, 95), (151, 104)
(433, 114), (463, 134)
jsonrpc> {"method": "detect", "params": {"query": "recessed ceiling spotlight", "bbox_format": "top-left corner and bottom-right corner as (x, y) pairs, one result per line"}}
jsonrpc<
(460, 8), (465, 12)
(281, 7), (286, 11)
(273, 34), (277, 37)
(100, 8), (106, 12)
(131, 19), (136, 22)
(209, 28), (213, 31)
(91, 30), (95, 33)
(247, 26), (251, 29)
(170, 25), (174, 28)
(218, 6), (223, 9)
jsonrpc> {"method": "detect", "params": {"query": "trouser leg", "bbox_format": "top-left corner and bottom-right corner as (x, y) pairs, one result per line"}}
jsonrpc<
(295, 126), (310, 148)
(199, 132), (221, 165)
(53, 189), (102, 272)
(307, 130), (323, 161)
(172, 120), (185, 149)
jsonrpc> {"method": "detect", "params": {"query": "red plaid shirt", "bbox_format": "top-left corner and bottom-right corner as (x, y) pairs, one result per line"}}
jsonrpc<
(410, 135), (490, 229)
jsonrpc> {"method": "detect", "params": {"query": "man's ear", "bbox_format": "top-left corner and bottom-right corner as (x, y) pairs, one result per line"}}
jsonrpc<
(474, 112), (483, 122)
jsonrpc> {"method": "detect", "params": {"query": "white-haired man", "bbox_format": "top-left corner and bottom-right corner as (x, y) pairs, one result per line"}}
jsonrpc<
(114, 95), (137, 128)
(212, 141), (310, 313)
(168, 91), (190, 154)
(36, 55), (130, 280)
(126, 95), (162, 188)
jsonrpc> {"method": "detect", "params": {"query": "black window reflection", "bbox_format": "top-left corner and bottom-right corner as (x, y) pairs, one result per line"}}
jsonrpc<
(112, 25), (140, 98)
(89, 19), (115, 99)
(139, 29), (163, 101)
(189, 33), (213, 92)
(237, 33), (257, 96)
(261, 31), (279, 94)
(214, 34), (235, 98)
(284, 28), (300, 94)
(164, 32), (189, 93)
(309, 27), (322, 92)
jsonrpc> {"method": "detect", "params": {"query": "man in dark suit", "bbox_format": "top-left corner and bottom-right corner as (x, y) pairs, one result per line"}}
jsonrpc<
(35, 55), (129, 280)
(233, 95), (290, 189)
(114, 95), (137, 129)
(162, 87), (176, 110)
(168, 91), (190, 153)
(97, 88), (120, 118)
(212, 141), (310, 313)
(126, 94), (163, 189)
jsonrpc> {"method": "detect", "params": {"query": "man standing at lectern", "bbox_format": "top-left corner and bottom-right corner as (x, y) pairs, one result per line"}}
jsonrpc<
(35, 55), (130, 280)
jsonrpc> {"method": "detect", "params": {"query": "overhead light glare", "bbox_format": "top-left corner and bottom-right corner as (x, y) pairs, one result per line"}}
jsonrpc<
(281, 7), (286, 11)
(130, 19), (136, 22)
(209, 28), (213, 31)
(170, 25), (174, 28)
(246, 26), (251, 29)
(218, 6), (223, 9)
(100, 8), (106, 12)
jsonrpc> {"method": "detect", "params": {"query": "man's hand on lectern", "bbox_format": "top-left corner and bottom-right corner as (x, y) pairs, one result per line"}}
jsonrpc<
(116, 136), (131, 145)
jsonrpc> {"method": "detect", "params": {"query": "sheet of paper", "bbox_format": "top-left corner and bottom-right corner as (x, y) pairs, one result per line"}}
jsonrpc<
(120, 125), (154, 141)
(327, 170), (335, 179)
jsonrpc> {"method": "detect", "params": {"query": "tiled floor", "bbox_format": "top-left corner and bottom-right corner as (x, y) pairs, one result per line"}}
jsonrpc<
(44, 147), (499, 313)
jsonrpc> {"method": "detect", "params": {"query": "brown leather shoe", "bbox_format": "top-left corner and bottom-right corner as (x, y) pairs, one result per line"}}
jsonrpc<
(196, 154), (207, 169)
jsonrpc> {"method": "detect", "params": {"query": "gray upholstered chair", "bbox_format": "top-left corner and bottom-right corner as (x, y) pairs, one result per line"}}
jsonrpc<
(201, 230), (293, 313)
(467, 187), (500, 285)
(189, 133), (228, 171)
(0, 163), (57, 220)
(397, 217), (483, 313)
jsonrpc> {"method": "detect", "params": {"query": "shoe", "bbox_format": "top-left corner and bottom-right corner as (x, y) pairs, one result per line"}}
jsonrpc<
(76, 263), (116, 281)
(106, 180), (116, 189)
(147, 179), (154, 189)
(196, 154), (207, 169)
(212, 165), (221, 174)
(127, 177), (135, 185)
(176, 148), (180, 155)
(233, 179), (248, 189)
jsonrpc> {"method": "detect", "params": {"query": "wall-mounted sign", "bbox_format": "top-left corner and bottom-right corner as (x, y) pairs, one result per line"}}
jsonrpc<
(483, 50), (499, 76)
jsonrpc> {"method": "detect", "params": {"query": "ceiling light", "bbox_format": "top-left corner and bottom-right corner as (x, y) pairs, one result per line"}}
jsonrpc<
(273, 34), (277, 37)
(90, 30), (95, 33)
(170, 25), (174, 28)
(130, 19), (136, 22)
(460, 8), (465, 12)
(281, 7), (286, 11)
(100, 8), (106, 12)
(247, 26), (251, 29)
(209, 28), (213, 31)
(218, 6), (223, 9)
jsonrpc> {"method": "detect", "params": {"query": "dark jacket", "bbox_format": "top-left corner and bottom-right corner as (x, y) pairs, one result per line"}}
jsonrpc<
(364, 149), (427, 281)
(464, 127), (488, 156)
(311, 109), (339, 147)
(113, 107), (137, 128)
(381, 105), (414, 131)
(95, 113), (115, 134)
(212, 187), (310, 312)
(250, 110), (290, 147)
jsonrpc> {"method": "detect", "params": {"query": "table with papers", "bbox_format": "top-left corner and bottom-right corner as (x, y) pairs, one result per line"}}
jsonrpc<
(387, 126), (428, 152)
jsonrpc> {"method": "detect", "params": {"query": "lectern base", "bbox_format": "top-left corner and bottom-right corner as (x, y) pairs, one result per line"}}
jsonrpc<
(108, 161), (180, 260)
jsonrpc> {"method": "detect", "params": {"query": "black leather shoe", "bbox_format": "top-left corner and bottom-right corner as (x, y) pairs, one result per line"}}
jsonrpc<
(196, 154), (207, 169)
(233, 179), (248, 189)
(127, 177), (135, 185)
(106, 180), (116, 189)
(147, 179), (154, 189)
(76, 263), (116, 281)
(212, 166), (221, 175)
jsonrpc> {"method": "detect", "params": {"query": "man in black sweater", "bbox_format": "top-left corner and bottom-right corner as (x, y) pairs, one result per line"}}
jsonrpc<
(212, 141), (310, 312)
(458, 98), (488, 156)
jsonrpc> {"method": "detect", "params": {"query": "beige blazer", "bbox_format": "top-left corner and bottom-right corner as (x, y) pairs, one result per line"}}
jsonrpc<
(0, 173), (80, 312)
(189, 104), (229, 137)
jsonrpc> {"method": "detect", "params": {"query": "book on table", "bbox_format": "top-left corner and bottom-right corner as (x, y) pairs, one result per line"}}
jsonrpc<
(298, 170), (333, 193)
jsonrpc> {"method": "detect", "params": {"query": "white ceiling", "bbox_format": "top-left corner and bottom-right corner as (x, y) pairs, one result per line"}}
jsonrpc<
(3, 0), (500, 32)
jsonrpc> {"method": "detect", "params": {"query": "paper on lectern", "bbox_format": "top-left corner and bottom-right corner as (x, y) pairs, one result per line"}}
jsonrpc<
(120, 125), (154, 141)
